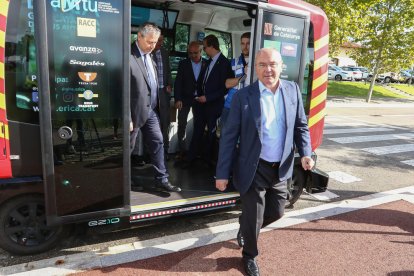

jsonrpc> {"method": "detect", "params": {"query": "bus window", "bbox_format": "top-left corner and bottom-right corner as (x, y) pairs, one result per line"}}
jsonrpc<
(4, 0), (39, 124)
(174, 23), (190, 53)
(205, 29), (233, 59)
(303, 24), (315, 114)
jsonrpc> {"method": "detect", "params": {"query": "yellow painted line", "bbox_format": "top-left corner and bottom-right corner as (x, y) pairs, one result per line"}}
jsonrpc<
(314, 34), (329, 51)
(0, 91), (5, 110)
(309, 108), (326, 128)
(312, 71), (328, 91)
(310, 89), (327, 109)
(0, 0), (9, 17)
(131, 192), (239, 212)
(0, 61), (4, 79)
(313, 53), (329, 71)
(0, 122), (9, 140)
(0, 30), (5, 50)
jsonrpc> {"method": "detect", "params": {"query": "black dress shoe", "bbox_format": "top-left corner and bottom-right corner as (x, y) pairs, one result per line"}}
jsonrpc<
(237, 229), (244, 248)
(157, 181), (181, 192)
(242, 258), (260, 276)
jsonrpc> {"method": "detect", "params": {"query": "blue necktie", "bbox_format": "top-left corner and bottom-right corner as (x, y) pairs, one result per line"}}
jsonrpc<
(143, 54), (157, 110)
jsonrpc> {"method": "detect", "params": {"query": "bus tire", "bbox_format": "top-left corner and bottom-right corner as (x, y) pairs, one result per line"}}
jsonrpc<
(286, 167), (305, 208)
(0, 194), (66, 255)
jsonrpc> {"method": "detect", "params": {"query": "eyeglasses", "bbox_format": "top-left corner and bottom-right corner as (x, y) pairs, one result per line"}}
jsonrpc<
(189, 51), (200, 55)
(257, 62), (280, 69)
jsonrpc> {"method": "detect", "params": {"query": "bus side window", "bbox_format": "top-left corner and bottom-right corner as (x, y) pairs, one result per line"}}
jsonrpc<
(5, 0), (39, 124)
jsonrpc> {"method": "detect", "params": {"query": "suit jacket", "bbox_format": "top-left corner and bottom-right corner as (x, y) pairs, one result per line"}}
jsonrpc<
(216, 80), (312, 196)
(130, 42), (158, 129)
(153, 47), (173, 90)
(174, 57), (208, 106)
(197, 53), (234, 113)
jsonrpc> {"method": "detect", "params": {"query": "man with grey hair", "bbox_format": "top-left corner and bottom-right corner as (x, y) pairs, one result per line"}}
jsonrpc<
(174, 41), (207, 159)
(216, 48), (314, 275)
(130, 22), (181, 192)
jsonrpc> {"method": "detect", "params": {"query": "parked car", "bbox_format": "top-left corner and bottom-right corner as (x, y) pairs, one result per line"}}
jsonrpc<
(353, 66), (369, 80)
(341, 66), (363, 81)
(400, 70), (414, 84)
(328, 65), (352, 81)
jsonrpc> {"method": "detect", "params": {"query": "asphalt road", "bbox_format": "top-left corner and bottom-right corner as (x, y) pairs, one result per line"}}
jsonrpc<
(1, 98), (414, 268)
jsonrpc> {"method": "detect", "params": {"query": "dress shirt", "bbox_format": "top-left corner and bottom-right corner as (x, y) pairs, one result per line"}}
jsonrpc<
(191, 59), (202, 81)
(204, 51), (221, 82)
(258, 80), (286, 162)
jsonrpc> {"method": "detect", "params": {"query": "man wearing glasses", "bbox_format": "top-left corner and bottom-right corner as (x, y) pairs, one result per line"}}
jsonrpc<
(174, 41), (207, 160)
(215, 48), (314, 276)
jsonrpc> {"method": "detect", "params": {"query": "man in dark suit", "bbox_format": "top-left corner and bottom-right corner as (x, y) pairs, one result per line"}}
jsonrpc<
(130, 23), (181, 192)
(174, 41), (207, 159)
(215, 48), (314, 276)
(184, 35), (234, 167)
(153, 34), (173, 158)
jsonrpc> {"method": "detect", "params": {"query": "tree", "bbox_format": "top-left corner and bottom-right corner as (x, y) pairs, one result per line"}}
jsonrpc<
(306, 0), (414, 102)
(351, 0), (414, 101)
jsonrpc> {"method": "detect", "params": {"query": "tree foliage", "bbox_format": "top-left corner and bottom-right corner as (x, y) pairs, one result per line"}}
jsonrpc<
(306, 0), (414, 102)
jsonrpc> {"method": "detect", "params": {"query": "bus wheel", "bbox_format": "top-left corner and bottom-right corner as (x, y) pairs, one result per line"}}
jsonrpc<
(0, 195), (66, 255)
(286, 167), (305, 208)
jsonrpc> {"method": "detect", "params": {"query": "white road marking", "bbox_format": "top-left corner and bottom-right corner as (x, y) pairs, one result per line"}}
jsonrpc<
(362, 144), (414, 155)
(307, 190), (340, 201)
(328, 133), (414, 144)
(401, 159), (414, 166)
(328, 171), (362, 183)
(323, 127), (393, 135)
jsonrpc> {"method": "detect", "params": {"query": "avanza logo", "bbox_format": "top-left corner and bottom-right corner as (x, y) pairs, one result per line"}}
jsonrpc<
(50, 0), (97, 13)
(70, 60), (105, 67)
(69, 46), (103, 54)
(78, 72), (97, 82)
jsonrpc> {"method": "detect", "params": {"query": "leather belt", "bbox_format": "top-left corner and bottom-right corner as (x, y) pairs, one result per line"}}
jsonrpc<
(259, 159), (280, 168)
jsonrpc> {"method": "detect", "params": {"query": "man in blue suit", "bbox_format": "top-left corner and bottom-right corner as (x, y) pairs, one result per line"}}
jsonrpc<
(215, 48), (314, 276)
(174, 41), (207, 159)
(184, 35), (234, 167)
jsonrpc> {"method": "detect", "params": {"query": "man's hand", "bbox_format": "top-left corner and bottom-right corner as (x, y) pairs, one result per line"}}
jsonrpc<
(175, 101), (183, 110)
(166, 85), (172, 94)
(301, 156), (315, 171)
(196, 95), (207, 103)
(216, 179), (229, 191)
(129, 122), (134, 132)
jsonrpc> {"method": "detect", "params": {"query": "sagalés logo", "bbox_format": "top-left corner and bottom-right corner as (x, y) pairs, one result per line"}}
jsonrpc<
(78, 72), (97, 82)
(50, 0), (97, 13)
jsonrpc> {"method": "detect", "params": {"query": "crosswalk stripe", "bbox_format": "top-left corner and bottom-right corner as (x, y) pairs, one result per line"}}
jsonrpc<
(324, 127), (392, 135)
(362, 144), (414, 155)
(324, 122), (370, 128)
(328, 133), (414, 144)
(401, 160), (414, 166)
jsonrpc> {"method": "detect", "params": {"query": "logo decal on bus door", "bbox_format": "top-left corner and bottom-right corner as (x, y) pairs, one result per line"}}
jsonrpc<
(78, 72), (97, 82)
(77, 17), (97, 37)
(78, 90), (98, 100)
(264, 23), (273, 36)
(50, 0), (98, 13)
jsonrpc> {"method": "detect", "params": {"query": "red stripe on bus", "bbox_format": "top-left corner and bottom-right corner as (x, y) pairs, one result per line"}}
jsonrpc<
(309, 119), (325, 150)
(310, 82), (327, 100)
(0, 78), (4, 92)
(0, 14), (6, 31)
(309, 99), (326, 118)
(314, 45), (329, 60)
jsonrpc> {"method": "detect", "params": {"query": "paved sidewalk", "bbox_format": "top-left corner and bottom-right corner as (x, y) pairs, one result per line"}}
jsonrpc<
(327, 96), (414, 108)
(2, 186), (413, 276)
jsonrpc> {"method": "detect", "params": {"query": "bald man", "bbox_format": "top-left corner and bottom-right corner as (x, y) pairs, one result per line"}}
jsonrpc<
(215, 48), (314, 276)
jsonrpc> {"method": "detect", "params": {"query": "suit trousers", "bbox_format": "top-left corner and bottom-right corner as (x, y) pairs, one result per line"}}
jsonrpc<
(130, 110), (169, 183)
(187, 102), (221, 162)
(240, 160), (287, 259)
(177, 103), (192, 153)
(158, 88), (171, 153)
